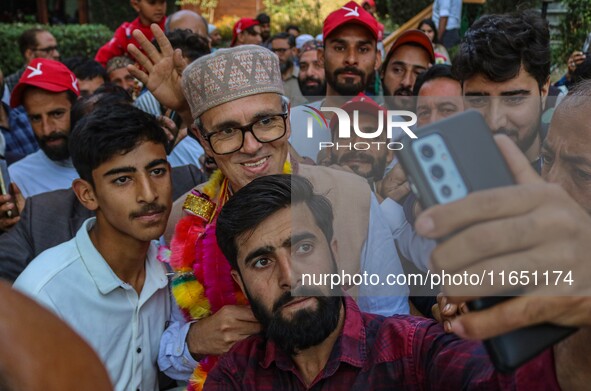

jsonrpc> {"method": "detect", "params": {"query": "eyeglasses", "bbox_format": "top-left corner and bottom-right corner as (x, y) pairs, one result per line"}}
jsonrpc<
(34, 45), (59, 54)
(200, 112), (289, 155)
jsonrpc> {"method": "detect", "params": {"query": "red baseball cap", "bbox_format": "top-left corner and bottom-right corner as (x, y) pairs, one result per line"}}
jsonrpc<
(362, 0), (376, 7)
(10, 58), (80, 108)
(231, 18), (260, 47)
(323, 1), (379, 41)
(385, 29), (435, 65)
(330, 93), (386, 132)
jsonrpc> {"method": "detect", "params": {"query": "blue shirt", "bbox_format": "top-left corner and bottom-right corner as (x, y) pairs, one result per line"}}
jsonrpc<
(8, 150), (78, 197)
(433, 0), (463, 31)
(3, 105), (39, 161)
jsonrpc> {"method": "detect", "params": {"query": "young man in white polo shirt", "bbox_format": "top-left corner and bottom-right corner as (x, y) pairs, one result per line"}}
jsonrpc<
(14, 104), (173, 391)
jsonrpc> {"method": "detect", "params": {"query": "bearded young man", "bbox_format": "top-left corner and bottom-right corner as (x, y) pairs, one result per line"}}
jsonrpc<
(206, 174), (591, 390)
(290, 1), (382, 162)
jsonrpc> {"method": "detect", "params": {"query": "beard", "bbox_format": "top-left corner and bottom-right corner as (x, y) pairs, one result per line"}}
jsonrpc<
(243, 248), (343, 356)
(246, 287), (342, 356)
(326, 66), (368, 96)
(36, 131), (70, 161)
(334, 149), (388, 180)
(280, 57), (294, 75)
(298, 76), (327, 97)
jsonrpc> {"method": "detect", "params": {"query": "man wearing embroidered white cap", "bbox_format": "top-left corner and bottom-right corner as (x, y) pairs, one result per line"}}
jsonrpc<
(128, 23), (410, 386)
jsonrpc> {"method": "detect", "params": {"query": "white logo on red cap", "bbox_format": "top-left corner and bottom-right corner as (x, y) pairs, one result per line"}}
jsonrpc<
(342, 5), (360, 17)
(70, 74), (79, 92)
(26, 63), (43, 78)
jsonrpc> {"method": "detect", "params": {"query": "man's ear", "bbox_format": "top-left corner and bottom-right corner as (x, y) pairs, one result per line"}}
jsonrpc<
(192, 125), (214, 155)
(231, 269), (246, 297)
(540, 77), (551, 108)
(24, 48), (35, 63)
(72, 178), (99, 212)
(129, 0), (140, 13)
(317, 48), (325, 66)
(374, 47), (382, 71)
(331, 238), (339, 261)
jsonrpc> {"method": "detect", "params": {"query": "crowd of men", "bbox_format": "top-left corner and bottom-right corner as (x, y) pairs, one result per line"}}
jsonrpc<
(1, 0), (591, 390)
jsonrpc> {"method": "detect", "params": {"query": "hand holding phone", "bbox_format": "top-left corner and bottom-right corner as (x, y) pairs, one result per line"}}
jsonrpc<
(398, 111), (577, 372)
(0, 160), (22, 231)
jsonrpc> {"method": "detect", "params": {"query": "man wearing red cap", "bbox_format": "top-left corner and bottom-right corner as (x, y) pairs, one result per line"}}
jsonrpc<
(7, 58), (80, 199)
(290, 1), (382, 162)
(380, 29), (435, 111)
(231, 18), (262, 47)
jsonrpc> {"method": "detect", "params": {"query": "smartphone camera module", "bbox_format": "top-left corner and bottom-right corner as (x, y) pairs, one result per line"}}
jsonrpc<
(411, 134), (468, 204)
(420, 144), (434, 159)
(430, 164), (444, 180)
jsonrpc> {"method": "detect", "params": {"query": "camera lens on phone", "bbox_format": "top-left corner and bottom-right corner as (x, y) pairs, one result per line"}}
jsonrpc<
(430, 164), (444, 180)
(441, 185), (452, 197)
(420, 145), (434, 159)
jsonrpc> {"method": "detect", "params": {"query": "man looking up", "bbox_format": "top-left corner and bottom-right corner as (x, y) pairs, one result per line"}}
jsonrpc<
(380, 29), (434, 111)
(127, 27), (410, 386)
(14, 104), (173, 391)
(290, 1), (382, 162)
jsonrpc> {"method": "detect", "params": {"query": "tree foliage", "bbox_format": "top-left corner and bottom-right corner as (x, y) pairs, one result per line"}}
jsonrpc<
(0, 23), (113, 75)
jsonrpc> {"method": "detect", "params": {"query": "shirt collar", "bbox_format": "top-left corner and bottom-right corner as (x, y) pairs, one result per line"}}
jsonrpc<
(260, 296), (368, 372)
(76, 218), (167, 295)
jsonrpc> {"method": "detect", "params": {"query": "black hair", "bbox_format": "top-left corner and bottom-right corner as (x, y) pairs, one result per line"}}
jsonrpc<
(216, 175), (334, 270)
(572, 57), (591, 86)
(412, 64), (458, 95)
(417, 18), (439, 44)
(63, 57), (108, 82)
(453, 10), (550, 89)
(256, 13), (270, 24)
(70, 84), (133, 131)
(18, 28), (46, 58)
(245, 25), (260, 36)
(270, 32), (295, 48)
(285, 25), (300, 34)
(154, 29), (211, 63)
(69, 104), (167, 185)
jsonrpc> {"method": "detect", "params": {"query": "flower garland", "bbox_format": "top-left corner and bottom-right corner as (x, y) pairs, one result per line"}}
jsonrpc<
(161, 161), (292, 391)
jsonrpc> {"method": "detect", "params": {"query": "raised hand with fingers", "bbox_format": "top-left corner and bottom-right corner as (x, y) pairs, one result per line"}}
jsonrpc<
(127, 24), (189, 113)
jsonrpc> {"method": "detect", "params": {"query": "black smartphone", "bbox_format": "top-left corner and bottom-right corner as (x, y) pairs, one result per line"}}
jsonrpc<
(397, 110), (576, 373)
(0, 159), (19, 218)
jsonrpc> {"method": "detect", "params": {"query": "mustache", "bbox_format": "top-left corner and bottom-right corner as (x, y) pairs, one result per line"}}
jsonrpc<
(339, 150), (375, 165)
(302, 76), (322, 85)
(393, 86), (413, 96)
(334, 66), (365, 79)
(39, 131), (68, 144)
(129, 203), (167, 219)
(493, 128), (519, 138)
(271, 287), (326, 313)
